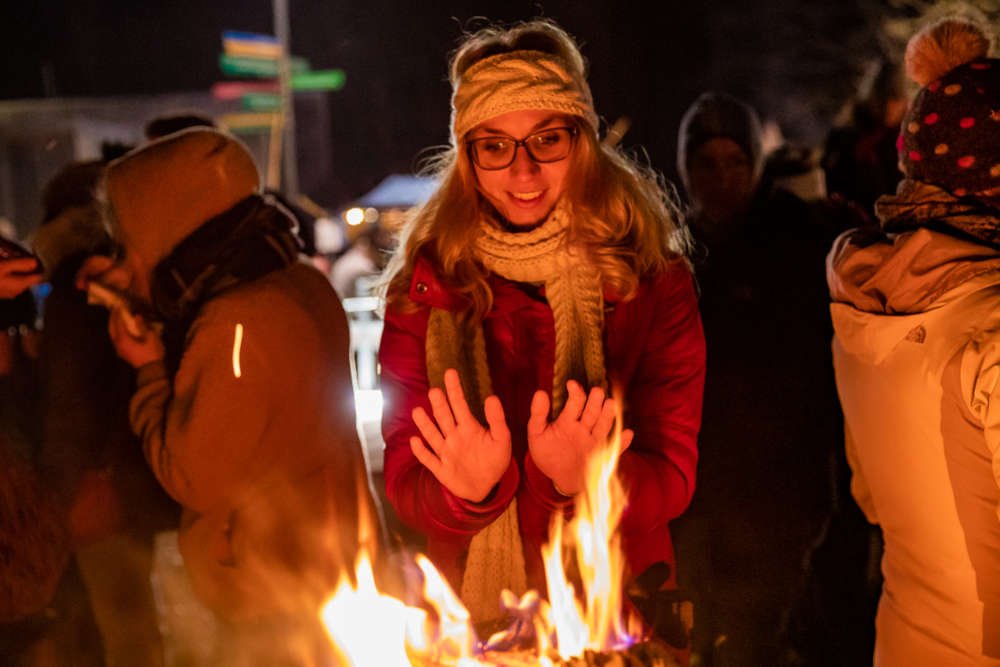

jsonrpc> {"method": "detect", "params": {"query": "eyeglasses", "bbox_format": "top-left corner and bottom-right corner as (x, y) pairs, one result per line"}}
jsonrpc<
(466, 126), (578, 170)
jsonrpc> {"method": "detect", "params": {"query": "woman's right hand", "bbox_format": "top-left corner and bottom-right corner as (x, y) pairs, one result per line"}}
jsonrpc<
(410, 368), (512, 503)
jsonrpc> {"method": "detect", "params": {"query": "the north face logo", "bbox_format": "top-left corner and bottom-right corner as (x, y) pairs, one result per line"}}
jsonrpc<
(904, 325), (926, 343)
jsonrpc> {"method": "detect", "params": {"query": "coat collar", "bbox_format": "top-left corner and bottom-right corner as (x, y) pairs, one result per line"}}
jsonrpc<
(409, 256), (465, 311)
(408, 254), (625, 312)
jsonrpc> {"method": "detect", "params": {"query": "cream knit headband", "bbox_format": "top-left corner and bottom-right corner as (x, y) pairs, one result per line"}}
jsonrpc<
(451, 50), (599, 141)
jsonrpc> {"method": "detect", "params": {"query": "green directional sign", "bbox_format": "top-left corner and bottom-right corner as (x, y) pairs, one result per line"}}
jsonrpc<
(238, 75), (346, 112)
(290, 69), (346, 91)
(241, 92), (281, 111)
(219, 53), (310, 78)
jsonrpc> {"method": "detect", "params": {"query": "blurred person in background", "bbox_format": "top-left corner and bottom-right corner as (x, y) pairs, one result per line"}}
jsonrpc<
(330, 222), (392, 299)
(379, 19), (705, 662)
(0, 251), (105, 667)
(827, 15), (1000, 664)
(31, 158), (179, 667)
(144, 112), (216, 141)
(822, 57), (909, 226)
(669, 91), (842, 666)
(78, 128), (380, 665)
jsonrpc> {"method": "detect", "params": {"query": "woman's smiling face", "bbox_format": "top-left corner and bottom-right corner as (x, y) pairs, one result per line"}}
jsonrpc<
(467, 110), (575, 227)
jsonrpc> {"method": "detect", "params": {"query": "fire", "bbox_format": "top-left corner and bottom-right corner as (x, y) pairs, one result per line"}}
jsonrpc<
(321, 432), (640, 665)
(319, 553), (427, 667)
(541, 437), (632, 660)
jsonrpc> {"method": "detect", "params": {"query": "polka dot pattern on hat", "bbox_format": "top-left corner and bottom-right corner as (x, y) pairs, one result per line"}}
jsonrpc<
(899, 57), (1000, 202)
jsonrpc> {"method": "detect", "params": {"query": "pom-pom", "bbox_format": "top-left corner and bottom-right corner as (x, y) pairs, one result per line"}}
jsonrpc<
(905, 18), (992, 86)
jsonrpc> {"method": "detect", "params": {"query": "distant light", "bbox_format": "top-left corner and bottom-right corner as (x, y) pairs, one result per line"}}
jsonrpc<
(354, 389), (383, 425)
(344, 207), (365, 226)
(363, 207), (380, 224)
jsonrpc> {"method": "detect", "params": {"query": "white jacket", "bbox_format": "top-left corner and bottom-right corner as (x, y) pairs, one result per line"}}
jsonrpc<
(828, 227), (1000, 666)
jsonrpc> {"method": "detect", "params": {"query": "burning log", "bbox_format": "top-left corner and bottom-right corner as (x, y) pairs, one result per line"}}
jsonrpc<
(469, 638), (680, 666)
(548, 640), (680, 667)
(408, 640), (679, 667)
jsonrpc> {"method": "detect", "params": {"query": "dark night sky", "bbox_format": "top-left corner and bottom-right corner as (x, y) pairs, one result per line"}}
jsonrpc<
(0, 0), (898, 206)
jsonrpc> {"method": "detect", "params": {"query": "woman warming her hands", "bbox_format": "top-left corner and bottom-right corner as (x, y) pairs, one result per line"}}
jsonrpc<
(379, 19), (706, 629)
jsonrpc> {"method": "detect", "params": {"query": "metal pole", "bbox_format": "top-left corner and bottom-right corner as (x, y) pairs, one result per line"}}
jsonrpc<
(273, 0), (299, 196)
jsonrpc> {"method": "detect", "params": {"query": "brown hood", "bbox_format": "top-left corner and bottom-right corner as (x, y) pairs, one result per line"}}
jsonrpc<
(827, 226), (1000, 315)
(104, 128), (259, 277)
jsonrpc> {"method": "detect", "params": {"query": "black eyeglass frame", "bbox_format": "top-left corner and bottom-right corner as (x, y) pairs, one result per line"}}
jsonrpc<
(466, 126), (579, 171)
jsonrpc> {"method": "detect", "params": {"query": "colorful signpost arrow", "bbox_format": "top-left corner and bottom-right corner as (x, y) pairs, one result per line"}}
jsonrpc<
(216, 27), (346, 191)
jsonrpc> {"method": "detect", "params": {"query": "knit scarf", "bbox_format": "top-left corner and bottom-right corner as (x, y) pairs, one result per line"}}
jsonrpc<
(425, 199), (607, 623)
(150, 194), (301, 374)
(877, 179), (1000, 249)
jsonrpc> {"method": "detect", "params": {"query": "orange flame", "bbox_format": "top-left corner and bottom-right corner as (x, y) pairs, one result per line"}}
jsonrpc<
(321, 425), (636, 665)
(320, 552), (428, 666)
(541, 429), (631, 660)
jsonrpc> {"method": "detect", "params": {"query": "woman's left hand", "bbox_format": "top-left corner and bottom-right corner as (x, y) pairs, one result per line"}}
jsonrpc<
(527, 381), (634, 496)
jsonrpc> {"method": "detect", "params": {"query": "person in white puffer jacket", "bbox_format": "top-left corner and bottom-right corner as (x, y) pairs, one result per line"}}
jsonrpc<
(827, 14), (1000, 666)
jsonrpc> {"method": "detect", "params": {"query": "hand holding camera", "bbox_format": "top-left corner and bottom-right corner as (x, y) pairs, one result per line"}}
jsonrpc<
(0, 238), (43, 300)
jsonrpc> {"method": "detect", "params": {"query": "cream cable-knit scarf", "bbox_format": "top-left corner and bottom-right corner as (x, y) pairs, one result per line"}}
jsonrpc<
(425, 199), (607, 623)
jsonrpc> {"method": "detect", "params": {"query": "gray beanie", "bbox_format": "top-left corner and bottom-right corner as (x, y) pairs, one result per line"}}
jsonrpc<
(677, 92), (764, 188)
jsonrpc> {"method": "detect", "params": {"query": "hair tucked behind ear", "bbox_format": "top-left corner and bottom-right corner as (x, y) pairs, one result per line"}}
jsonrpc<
(567, 127), (692, 303)
(381, 19), (690, 317)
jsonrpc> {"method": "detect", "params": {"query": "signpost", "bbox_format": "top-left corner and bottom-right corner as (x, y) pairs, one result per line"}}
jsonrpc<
(215, 12), (345, 194)
(219, 53), (310, 78)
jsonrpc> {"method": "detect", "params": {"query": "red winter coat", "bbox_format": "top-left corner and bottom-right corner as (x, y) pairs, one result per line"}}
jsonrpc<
(380, 257), (705, 592)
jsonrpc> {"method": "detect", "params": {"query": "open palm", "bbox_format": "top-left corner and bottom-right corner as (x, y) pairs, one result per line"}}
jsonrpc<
(410, 368), (512, 503)
(527, 381), (634, 496)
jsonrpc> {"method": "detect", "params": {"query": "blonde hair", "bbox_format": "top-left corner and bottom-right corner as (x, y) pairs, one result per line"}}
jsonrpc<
(382, 19), (690, 317)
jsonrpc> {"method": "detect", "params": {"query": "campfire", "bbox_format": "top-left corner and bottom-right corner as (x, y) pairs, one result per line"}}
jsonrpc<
(319, 429), (680, 667)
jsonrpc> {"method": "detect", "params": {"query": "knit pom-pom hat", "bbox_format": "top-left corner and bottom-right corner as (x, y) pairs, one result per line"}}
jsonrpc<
(897, 17), (999, 204)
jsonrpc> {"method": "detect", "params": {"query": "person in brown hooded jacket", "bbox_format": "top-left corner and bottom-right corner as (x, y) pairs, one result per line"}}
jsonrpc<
(81, 128), (380, 661)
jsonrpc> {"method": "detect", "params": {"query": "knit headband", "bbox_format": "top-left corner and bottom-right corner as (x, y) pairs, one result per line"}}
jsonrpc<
(451, 50), (599, 141)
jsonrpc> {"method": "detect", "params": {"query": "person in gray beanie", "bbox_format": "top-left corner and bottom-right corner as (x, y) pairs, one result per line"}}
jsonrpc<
(670, 91), (844, 666)
(677, 91), (765, 232)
